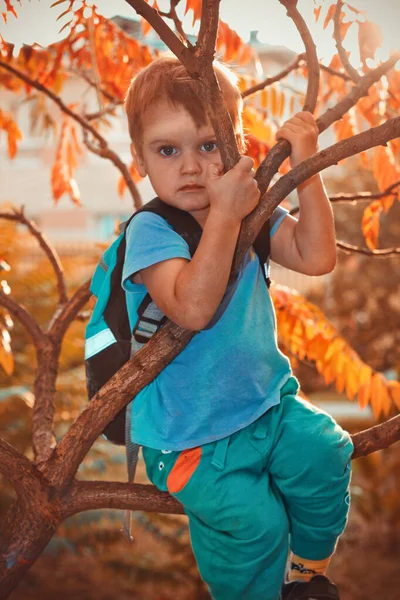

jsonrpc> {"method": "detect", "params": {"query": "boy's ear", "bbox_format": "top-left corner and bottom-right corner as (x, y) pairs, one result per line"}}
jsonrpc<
(130, 142), (147, 178)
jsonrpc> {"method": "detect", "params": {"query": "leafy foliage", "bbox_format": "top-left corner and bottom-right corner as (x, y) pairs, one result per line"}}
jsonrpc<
(272, 285), (400, 419)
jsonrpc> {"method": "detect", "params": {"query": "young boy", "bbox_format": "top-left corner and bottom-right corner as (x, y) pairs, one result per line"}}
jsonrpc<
(122, 56), (353, 600)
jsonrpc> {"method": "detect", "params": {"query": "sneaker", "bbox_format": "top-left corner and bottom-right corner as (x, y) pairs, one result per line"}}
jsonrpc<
(280, 574), (340, 600)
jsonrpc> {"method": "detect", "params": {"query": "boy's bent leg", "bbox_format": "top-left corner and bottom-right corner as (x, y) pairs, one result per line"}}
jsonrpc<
(142, 432), (290, 600)
(268, 379), (353, 566)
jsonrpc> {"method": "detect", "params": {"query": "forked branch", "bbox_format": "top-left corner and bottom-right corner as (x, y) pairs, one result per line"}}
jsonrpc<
(0, 209), (68, 305)
(333, 0), (360, 82)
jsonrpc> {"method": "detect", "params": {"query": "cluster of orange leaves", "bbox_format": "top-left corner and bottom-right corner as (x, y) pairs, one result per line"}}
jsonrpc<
(313, 3), (400, 251)
(271, 284), (400, 419)
(0, 1), (156, 204)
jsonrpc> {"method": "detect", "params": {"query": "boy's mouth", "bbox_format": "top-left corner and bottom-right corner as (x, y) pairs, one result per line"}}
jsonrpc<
(179, 184), (204, 191)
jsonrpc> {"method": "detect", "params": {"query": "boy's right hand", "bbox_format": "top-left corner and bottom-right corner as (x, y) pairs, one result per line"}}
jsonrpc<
(205, 156), (261, 223)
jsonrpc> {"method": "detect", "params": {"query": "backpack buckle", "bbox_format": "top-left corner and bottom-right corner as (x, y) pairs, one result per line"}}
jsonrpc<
(132, 314), (167, 344)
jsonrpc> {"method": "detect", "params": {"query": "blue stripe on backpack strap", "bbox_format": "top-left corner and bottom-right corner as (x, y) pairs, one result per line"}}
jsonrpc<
(85, 328), (117, 359)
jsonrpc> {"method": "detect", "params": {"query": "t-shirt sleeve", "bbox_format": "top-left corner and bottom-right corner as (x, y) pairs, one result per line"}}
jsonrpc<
(269, 205), (289, 237)
(122, 212), (191, 292)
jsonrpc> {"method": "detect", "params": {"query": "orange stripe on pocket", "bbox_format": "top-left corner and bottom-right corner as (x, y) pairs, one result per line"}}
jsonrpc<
(167, 446), (202, 494)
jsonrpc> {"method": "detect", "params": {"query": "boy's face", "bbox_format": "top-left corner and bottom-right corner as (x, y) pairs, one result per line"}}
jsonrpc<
(131, 101), (222, 225)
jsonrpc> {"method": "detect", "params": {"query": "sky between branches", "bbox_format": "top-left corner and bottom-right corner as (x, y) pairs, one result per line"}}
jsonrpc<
(1, 0), (399, 68)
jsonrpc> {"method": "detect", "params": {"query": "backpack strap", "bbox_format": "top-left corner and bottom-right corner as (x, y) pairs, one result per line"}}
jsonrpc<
(132, 196), (203, 256)
(253, 218), (271, 288)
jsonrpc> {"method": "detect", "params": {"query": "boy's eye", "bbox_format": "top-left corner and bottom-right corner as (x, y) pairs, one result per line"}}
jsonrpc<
(159, 146), (177, 156)
(201, 141), (217, 153)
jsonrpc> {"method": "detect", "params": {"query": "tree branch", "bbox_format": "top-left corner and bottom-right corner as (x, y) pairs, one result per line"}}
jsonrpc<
(333, 0), (361, 82)
(195, 0), (221, 59)
(288, 181), (400, 257)
(82, 130), (142, 209)
(85, 103), (121, 121)
(69, 67), (120, 104)
(337, 241), (400, 256)
(255, 0), (320, 195)
(328, 180), (400, 203)
(64, 481), (183, 519)
(317, 51), (400, 133)
(319, 62), (351, 81)
(352, 414), (400, 458)
(159, 0), (193, 47)
(0, 291), (45, 348)
(48, 279), (91, 342)
(0, 439), (43, 497)
(124, 0), (196, 68)
(0, 209), (68, 305)
(288, 179), (400, 213)
(242, 53), (351, 100)
(242, 53), (306, 98)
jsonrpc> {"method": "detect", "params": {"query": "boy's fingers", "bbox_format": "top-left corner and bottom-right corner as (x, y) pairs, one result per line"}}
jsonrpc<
(206, 162), (224, 178)
(296, 111), (316, 125)
(237, 155), (255, 172)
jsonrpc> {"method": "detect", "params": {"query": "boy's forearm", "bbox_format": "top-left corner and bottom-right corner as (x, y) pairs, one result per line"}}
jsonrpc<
(174, 210), (241, 330)
(294, 174), (337, 274)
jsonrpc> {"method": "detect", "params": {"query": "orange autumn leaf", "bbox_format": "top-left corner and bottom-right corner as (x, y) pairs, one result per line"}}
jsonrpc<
(358, 382), (371, 410)
(387, 381), (400, 411)
(184, 0), (202, 27)
(141, 0), (159, 37)
(344, 359), (359, 401)
(333, 112), (355, 142)
(0, 322), (13, 376)
(314, 6), (322, 22)
(51, 116), (82, 205)
(216, 20), (252, 64)
(270, 85), (278, 116)
(361, 199), (382, 250)
(340, 20), (353, 41)
(358, 20), (383, 65)
(238, 43), (253, 66)
(323, 4), (336, 29)
(117, 162), (142, 199)
(373, 145), (400, 199)
(369, 373), (390, 419)
(2, 0), (17, 22)
(0, 109), (23, 159)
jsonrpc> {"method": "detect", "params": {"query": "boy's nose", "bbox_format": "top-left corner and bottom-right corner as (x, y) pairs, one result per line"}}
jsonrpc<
(180, 154), (201, 175)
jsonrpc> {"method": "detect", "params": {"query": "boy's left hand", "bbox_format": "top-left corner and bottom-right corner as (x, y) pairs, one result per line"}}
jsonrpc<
(275, 111), (319, 168)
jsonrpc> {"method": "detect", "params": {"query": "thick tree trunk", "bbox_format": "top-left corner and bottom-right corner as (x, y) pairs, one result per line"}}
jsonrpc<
(0, 499), (59, 598)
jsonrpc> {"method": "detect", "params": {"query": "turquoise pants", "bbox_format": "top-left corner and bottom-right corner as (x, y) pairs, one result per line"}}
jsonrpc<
(142, 377), (353, 600)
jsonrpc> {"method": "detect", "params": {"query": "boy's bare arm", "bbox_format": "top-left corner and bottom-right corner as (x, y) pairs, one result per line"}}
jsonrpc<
(139, 156), (260, 331)
(270, 112), (337, 276)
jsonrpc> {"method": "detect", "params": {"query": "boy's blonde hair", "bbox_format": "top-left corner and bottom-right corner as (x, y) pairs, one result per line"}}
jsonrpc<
(125, 56), (245, 155)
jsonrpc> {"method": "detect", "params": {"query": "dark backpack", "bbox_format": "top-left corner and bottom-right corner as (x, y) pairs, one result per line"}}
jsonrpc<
(84, 197), (270, 446)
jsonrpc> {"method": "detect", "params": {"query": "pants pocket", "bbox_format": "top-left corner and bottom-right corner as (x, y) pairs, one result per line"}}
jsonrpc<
(166, 446), (202, 494)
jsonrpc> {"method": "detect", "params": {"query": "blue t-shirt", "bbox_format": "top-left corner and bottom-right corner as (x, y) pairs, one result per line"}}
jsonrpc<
(122, 207), (292, 450)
